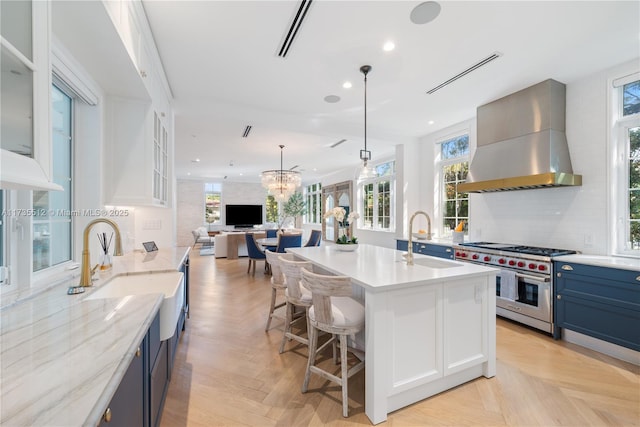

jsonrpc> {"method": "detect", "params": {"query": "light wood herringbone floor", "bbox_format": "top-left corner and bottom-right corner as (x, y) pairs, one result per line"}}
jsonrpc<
(160, 251), (640, 427)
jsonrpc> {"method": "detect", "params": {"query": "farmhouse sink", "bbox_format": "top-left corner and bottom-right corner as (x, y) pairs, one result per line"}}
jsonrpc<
(86, 272), (184, 340)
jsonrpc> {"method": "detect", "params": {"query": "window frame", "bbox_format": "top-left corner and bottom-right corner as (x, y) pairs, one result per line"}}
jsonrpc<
(204, 183), (222, 226)
(358, 160), (396, 232)
(436, 132), (470, 237)
(32, 82), (74, 274)
(303, 183), (322, 225)
(611, 83), (640, 256)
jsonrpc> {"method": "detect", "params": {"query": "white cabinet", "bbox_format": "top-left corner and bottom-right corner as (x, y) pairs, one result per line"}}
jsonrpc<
(0, 0), (61, 191)
(101, 0), (173, 207)
(106, 98), (170, 207)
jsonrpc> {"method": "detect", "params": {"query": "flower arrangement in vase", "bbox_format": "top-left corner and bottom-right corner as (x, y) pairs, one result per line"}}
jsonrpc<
(324, 207), (359, 246)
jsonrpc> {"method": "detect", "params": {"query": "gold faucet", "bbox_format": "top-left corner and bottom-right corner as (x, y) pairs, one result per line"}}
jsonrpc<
(79, 218), (123, 286)
(405, 210), (432, 266)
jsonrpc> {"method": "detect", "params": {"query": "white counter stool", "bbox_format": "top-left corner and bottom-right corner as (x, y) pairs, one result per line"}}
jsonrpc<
(300, 267), (365, 418)
(278, 256), (314, 353)
(264, 250), (294, 331)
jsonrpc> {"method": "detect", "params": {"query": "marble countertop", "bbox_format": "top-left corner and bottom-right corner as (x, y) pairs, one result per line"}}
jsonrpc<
(554, 254), (640, 271)
(287, 244), (496, 292)
(0, 247), (190, 426)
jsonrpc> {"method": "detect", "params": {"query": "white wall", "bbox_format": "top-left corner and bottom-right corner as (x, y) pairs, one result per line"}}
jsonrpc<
(176, 180), (205, 247)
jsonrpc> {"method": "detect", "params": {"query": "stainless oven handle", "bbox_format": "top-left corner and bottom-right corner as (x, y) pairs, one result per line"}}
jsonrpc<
(514, 272), (550, 283)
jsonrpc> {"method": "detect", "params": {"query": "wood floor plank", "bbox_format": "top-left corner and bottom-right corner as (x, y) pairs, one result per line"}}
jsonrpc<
(160, 252), (640, 426)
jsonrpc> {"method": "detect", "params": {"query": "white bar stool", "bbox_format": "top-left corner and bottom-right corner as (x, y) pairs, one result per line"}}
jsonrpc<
(264, 250), (293, 331)
(278, 256), (314, 353)
(300, 267), (365, 417)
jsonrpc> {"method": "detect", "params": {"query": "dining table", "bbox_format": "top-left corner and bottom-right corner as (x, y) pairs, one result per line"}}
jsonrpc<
(256, 237), (279, 251)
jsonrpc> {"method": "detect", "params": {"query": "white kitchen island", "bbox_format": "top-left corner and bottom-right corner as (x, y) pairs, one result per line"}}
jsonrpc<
(287, 244), (498, 424)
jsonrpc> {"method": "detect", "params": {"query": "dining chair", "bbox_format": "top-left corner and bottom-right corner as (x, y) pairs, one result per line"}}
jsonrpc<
(300, 267), (365, 417)
(304, 229), (322, 247)
(276, 233), (302, 253)
(278, 256), (313, 353)
(264, 250), (294, 331)
(245, 233), (266, 275)
(266, 229), (278, 238)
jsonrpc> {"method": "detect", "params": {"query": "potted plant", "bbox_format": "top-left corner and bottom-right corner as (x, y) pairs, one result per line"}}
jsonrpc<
(277, 192), (306, 231)
(324, 207), (360, 249)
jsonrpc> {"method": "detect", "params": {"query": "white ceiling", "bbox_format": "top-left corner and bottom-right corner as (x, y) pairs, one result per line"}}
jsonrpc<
(139, 1), (638, 183)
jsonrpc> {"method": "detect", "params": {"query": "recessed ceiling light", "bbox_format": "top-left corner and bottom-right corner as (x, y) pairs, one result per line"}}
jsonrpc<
(383, 41), (395, 52)
(342, 81), (352, 89)
(187, 172), (191, 176)
(192, 158), (200, 163)
(324, 95), (341, 103)
(428, 120), (435, 125)
(410, 1), (441, 25)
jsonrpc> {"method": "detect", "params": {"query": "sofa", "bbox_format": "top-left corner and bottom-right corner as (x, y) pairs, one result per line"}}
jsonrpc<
(192, 227), (215, 248)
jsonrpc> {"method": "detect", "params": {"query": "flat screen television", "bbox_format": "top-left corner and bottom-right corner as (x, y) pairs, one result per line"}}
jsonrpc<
(225, 204), (263, 227)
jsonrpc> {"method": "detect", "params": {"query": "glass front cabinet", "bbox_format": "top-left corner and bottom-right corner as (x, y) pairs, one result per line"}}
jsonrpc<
(0, 0), (60, 190)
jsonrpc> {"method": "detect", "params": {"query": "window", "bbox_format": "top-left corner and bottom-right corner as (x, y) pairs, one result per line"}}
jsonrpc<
(438, 134), (469, 235)
(204, 183), (221, 225)
(612, 77), (640, 255)
(303, 183), (322, 224)
(265, 195), (278, 223)
(360, 161), (395, 231)
(33, 84), (73, 271)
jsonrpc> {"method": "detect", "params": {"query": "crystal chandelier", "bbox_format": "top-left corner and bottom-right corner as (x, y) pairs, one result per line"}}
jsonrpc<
(261, 145), (301, 201)
(357, 64), (378, 181)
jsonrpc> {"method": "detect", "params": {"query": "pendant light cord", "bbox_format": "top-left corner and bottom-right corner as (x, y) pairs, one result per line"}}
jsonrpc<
(359, 65), (372, 163)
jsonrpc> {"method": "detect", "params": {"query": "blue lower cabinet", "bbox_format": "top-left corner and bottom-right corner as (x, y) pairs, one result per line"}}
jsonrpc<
(150, 341), (169, 427)
(554, 262), (640, 351)
(396, 240), (454, 259)
(98, 338), (146, 426)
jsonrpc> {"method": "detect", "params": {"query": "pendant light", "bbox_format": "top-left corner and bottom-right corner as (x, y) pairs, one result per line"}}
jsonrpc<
(357, 65), (378, 181)
(261, 145), (301, 201)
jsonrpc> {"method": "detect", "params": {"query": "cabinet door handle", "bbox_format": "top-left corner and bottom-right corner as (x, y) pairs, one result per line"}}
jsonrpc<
(445, 248), (452, 253)
(636, 276), (640, 282)
(136, 347), (141, 358)
(557, 295), (562, 300)
(103, 407), (112, 423)
(561, 265), (573, 271)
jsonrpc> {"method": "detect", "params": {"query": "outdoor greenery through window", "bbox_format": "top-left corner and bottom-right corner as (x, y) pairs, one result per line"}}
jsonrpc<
(265, 195), (278, 223)
(33, 84), (73, 271)
(304, 183), (322, 224)
(622, 80), (639, 251)
(361, 161), (395, 230)
(204, 183), (221, 225)
(439, 134), (469, 234)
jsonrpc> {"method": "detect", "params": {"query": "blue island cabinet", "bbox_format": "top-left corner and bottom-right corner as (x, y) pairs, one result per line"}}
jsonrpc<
(396, 239), (454, 259)
(98, 312), (158, 427)
(554, 261), (640, 351)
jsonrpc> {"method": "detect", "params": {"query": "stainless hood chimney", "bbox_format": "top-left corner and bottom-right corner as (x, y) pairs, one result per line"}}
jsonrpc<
(458, 79), (582, 193)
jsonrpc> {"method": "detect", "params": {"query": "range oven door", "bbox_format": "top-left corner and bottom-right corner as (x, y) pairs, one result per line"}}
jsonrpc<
(496, 269), (551, 325)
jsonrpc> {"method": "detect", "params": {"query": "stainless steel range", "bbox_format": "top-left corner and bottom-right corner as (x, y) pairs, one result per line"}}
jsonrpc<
(453, 242), (576, 334)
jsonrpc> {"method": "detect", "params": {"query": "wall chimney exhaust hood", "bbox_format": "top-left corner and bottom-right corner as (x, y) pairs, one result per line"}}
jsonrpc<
(458, 79), (582, 193)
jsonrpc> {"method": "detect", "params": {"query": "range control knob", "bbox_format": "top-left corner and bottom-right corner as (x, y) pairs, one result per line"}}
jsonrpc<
(508, 260), (516, 266)
(538, 265), (547, 271)
(484, 256), (491, 262)
(528, 263), (536, 270)
(498, 258), (506, 264)
(472, 254), (479, 260)
(517, 261), (525, 268)
(455, 251), (461, 257)
(460, 252), (468, 258)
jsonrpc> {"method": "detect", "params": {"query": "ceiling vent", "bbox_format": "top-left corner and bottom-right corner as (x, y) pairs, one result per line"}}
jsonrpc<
(278, 0), (313, 58)
(426, 52), (502, 94)
(242, 125), (252, 138)
(330, 138), (347, 148)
